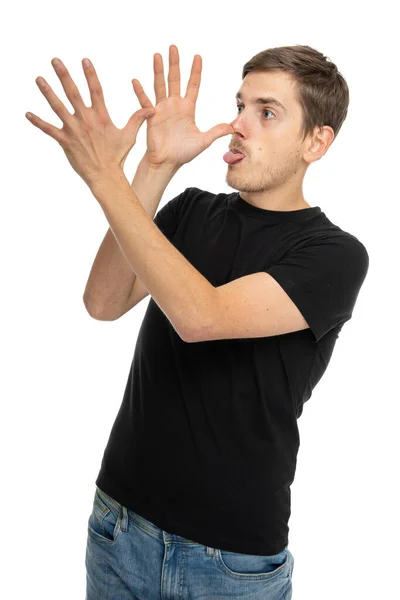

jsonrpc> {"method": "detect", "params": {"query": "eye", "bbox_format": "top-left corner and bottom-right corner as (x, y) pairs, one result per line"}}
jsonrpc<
(236, 104), (275, 119)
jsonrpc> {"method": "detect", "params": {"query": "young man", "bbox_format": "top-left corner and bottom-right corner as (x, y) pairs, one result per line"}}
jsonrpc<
(27, 43), (368, 599)
(86, 46), (368, 599)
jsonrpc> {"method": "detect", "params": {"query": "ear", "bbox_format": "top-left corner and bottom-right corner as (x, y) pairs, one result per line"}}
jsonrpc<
(305, 125), (335, 163)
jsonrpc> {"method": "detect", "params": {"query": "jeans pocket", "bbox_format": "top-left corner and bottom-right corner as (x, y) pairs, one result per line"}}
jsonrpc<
(215, 546), (289, 581)
(87, 486), (123, 545)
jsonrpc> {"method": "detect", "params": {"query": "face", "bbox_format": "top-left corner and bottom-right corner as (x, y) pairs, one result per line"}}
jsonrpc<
(225, 71), (331, 198)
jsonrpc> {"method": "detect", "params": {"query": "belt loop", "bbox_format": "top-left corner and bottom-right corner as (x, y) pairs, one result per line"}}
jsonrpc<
(120, 505), (129, 532)
(206, 546), (215, 556)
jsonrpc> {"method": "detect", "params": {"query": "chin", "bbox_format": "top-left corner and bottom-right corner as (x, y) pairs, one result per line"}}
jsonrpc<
(226, 169), (246, 182)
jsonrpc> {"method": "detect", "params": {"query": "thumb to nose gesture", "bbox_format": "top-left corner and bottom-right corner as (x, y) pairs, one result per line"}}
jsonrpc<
(25, 57), (156, 188)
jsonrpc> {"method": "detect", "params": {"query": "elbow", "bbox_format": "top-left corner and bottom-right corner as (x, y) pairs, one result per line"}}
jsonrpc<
(181, 289), (218, 343)
(83, 297), (118, 321)
(176, 323), (194, 343)
(177, 317), (201, 343)
(180, 315), (215, 344)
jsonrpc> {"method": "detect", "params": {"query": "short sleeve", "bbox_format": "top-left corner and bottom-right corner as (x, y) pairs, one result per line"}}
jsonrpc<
(265, 236), (369, 343)
(153, 187), (190, 241)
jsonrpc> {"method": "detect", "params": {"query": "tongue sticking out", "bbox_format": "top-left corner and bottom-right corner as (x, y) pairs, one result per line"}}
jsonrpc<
(223, 151), (245, 164)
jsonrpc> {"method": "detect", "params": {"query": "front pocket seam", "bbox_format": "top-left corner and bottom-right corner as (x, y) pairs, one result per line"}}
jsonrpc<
(214, 549), (289, 581)
(88, 496), (122, 545)
(87, 522), (117, 545)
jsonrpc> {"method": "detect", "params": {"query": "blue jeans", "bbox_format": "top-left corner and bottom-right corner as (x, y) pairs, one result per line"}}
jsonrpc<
(86, 486), (294, 599)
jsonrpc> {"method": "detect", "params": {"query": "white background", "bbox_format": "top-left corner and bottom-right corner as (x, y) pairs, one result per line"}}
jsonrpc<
(3, 0), (398, 598)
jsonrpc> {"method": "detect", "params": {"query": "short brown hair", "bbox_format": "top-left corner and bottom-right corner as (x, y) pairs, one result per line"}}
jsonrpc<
(242, 44), (350, 144)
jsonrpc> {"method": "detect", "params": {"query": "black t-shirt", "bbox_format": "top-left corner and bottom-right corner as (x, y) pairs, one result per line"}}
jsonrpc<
(95, 187), (369, 556)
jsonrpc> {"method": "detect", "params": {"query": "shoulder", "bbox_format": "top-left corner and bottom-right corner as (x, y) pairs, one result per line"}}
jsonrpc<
(178, 187), (234, 219)
(302, 214), (369, 267)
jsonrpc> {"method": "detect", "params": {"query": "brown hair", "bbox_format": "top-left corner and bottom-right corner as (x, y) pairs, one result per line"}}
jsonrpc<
(242, 44), (350, 144)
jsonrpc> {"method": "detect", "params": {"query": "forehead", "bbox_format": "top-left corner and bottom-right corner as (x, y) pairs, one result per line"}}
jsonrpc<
(237, 71), (298, 112)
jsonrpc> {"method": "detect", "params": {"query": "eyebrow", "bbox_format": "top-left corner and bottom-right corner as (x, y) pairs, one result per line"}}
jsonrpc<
(235, 91), (287, 113)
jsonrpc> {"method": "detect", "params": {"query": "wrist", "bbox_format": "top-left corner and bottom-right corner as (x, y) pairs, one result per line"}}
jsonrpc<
(139, 153), (180, 179)
(90, 167), (129, 200)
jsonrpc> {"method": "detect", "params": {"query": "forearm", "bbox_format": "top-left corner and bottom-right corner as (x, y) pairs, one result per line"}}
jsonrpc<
(83, 155), (177, 317)
(91, 170), (216, 342)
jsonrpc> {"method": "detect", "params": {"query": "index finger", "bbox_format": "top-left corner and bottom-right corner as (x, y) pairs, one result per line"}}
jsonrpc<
(185, 54), (202, 105)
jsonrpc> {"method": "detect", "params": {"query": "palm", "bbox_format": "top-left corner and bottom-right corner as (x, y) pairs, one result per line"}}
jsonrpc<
(145, 97), (205, 167)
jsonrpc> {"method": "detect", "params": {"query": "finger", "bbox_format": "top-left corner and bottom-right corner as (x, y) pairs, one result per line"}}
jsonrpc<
(202, 122), (235, 150)
(35, 76), (74, 125)
(25, 111), (66, 144)
(167, 44), (181, 97)
(185, 54), (202, 105)
(123, 107), (156, 138)
(81, 58), (110, 117)
(154, 52), (167, 104)
(50, 58), (87, 115)
(131, 79), (154, 110)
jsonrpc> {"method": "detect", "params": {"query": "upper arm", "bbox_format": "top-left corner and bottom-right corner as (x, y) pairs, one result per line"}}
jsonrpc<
(192, 237), (369, 343)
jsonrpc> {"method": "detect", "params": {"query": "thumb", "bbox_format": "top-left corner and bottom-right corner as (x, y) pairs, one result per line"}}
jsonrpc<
(124, 107), (156, 135)
(202, 123), (235, 150)
(140, 107), (157, 120)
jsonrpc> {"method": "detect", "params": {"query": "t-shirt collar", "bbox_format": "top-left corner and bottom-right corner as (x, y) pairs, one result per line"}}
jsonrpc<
(231, 192), (322, 224)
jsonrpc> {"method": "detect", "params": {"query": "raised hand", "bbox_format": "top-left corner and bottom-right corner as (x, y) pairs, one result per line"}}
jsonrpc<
(25, 58), (156, 187)
(133, 45), (235, 170)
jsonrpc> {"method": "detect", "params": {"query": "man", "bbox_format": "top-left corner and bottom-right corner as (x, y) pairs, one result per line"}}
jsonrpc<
(27, 43), (368, 599)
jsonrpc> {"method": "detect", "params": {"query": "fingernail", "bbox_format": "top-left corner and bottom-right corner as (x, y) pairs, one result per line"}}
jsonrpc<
(83, 58), (91, 68)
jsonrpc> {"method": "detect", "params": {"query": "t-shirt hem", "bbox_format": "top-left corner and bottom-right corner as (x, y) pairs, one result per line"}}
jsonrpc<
(95, 470), (288, 556)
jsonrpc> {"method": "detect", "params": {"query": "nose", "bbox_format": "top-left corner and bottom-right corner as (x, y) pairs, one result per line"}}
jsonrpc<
(229, 111), (247, 134)
(230, 115), (240, 129)
(229, 119), (242, 136)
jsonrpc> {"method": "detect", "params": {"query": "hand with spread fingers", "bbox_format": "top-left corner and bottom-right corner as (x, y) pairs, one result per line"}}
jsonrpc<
(132, 45), (235, 171)
(25, 57), (156, 188)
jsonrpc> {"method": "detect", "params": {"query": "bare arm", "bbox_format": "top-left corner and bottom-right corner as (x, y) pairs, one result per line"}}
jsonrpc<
(83, 45), (232, 321)
(83, 155), (177, 320)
